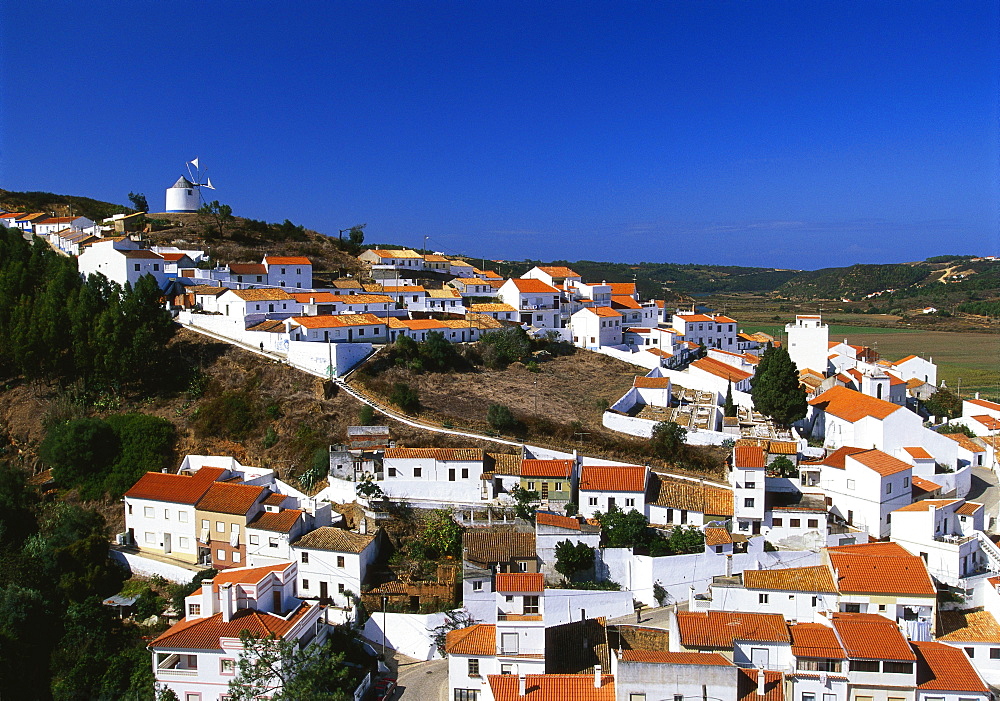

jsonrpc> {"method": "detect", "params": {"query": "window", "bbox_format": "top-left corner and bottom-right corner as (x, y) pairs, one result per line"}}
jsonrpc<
(232, 552), (241, 563)
(965, 647), (975, 658)
(461, 468), (469, 479)
(220, 658), (235, 675)
(796, 659), (841, 672)
(524, 596), (539, 615)
(759, 593), (769, 604)
(517, 561), (528, 572)
(216, 521), (225, 533)
(163, 509), (170, 520)
(991, 648), (1000, 659)
(472, 580), (483, 592)
(388, 467), (397, 477)
(739, 521), (750, 531)
(807, 519), (818, 528)
(847, 479), (855, 490)
(588, 497), (598, 506)
(744, 498), (754, 508)
(178, 511), (188, 523)
(301, 552), (309, 563)
(201, 519), (209, 530)
(250, 535), (259, 545)
(746, 481), (756, 490)
(883, 661), (912, 674)
(666, 508), (674, 523)
(144, 506), (154, 518)
(812, 596), (818, 606)
(468, 658), (480, 677)
(302, 579), (309, 589)
(849, 660), (880, 672)
(153, 264), (160, 272)
(338, 583), (345, 593)
(844, 603), (861, 613)
(904, 477), (909, 487)
(801, 694), (816, 701)
(134, 264), (141, 272)
(188, 603), (201, 616)
(772, 517), (783, 526)
(337, 556), (345, 568)
(527, 481), (535, 491)
(185, 694), (201, 701)
(414, 467), (422, 478)
(790, 518), (801, 528)
(630, 695), (647, 701)
(554, 482), (563, 492)
(216, 549), (226, 561)
(886, 482), (892, 494)
(625, 498), (635, 507)
(145, 532), (156, 544)
(179, 537), (189, 549)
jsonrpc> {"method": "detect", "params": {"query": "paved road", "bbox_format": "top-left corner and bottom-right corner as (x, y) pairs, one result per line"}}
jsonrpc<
(395, 658), (448, 701)
(970, 466), (1000, 532)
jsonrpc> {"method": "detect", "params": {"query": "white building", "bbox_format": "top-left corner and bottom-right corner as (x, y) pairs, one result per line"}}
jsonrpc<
(77, 238), (168, 289)
(292, 526), (379, 608)
(262, 255), (312, 289)
(569, 306), (622, 349)
(890, 499), (988, 586)
(379, 447), (489, 504)
(731, 444), (766, 535)
(577, 464), (647, 518)
(497, 278), (561, 328)
(786, 314), (830, 374)
(671, 312), (738, 351)
(165, 175), (201, 212)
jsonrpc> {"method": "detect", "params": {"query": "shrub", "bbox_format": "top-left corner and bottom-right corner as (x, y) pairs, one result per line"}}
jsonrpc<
(358, 404), (375, 426)
(486, 404), (519, 433)
(262, 426), (278, 448)
(390, 383), (420, 413)
(478, 327), (531, 368)
(192, 390), (261, 440)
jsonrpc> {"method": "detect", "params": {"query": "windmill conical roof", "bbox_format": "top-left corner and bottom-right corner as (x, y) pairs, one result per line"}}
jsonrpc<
(170, 176), (194, 189)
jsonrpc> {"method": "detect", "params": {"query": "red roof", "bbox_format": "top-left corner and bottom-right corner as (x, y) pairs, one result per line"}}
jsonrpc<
(445, 623), (496, 656)
(847, 449), (912, 477)
(827, 542), (936, 597)
(578, 464), (646, 493)
(737, 669), (784, 701)
(509, 278), (560, 294)
(691, 357), (752, 382)
(535, 511), (581, 530)
(734, 445), (767, 468)
(151, 602), (313, 651)
(620, 650), (733, 665)
(788, 623), (846, 659)
(830, 612), (915, 661)
(913, 641), (989, 693)
(903, 446), (934, 460)
(676, 611), (790, 648)
(808, 385), (901, 421)
(290, 292), (338, 303)
(971, 415), (1000, 431)
(124, 467), (225, 505)
(290, 314), (384, 328)
(804, 446), (867, 469)
(495, 572), (544, 593)
(582, 306), (621, 318)
(264, 256), (311, 265)
(520, 459), (573, 478)
(967, 398), (1000, 412)
(229, 263), (267, 275)
(211, 562), (292, 589)
(196, 482), (267, 515)
(633, 376), (670, 388)
(489, 674), (614, 701)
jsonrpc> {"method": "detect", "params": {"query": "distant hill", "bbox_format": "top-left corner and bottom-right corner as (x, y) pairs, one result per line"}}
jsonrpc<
(0, 188), (133, 222)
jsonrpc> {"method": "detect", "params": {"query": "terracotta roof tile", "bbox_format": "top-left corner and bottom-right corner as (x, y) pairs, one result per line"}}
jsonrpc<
(646, 474), (733, 516)
(581, 306), (621, 318)
(913, 641), (989, 692)
(489, 674), (614, 701)
(737, 669), (784, 701)
(445, 623), (495, 656)
(290, 314), (384, 328)
(734, 445), (767, 468)
(804, 446), (867, 469)
(294, 527), (376, 553)
(788, 622), (846, 658)
(938, 609), (1000, 642)
(228, 263), (267, 275)
(968, 398), (1000, 412)
(226, 287), (294, 301)
(469, 302), (516, 312)
(808, 386), (901, 421)
(384, 447), (483, 461)
(212, 562), (292, 588)
(676, 611), (790, 648)
(264, 256), (311, 265)
(828, 542), (935, 596)
(463, 531), (536, 566)
(957, 501), (983, 515)
(970, 415), (1000, 431)
(704, 528), (732, 546)
(911, 475), (941, 492)
(579, 465), (645, 493)
(495, 572), (543, 593)
(151, 601), (312, 651)
(487, 453), (521, 476)
(196, 482), (267, 515)
(742, 565), (837, 593)
(894, 498), (961, 512)
(609, 296), (641, 310)
(124, 467), (225, 505)
(633, 376), (671, 388)
(606, 283), (636, 295)
(619, 650), (733, 665)
(247, 509), (302, 533)
(847, 449), (912, 476)
(903, 446), (934, 460)
(535, 511), (582, 530)
(535, 266), (580, 278)
(830, 612), (915, 661)
(942, 432), (986, 453)
(510, 279), (560, 294)
(691, 357), (752, 382)
(520, 459), (573, 478)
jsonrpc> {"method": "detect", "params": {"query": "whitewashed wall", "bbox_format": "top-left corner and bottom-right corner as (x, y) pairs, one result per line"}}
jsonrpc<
(361, 611), (449, 661)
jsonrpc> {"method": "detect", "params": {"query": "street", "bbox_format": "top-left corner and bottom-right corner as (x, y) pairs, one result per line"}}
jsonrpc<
(969, 466), (999, 532)
(394, 658), (448, 701)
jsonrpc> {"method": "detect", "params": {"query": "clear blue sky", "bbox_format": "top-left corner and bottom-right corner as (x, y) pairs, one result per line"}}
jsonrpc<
(2, 1), (997, 269)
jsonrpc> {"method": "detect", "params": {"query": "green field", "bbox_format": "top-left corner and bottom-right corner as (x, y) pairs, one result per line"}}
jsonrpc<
(741, 324), (1000, 401)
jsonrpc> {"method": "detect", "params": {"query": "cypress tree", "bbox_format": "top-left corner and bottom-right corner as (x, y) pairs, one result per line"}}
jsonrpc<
(750, 344), (807, 427)
(724, 381), (736, 417)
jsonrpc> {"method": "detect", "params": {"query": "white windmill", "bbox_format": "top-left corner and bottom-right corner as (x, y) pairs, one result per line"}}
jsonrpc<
(164, 157), (216, 213)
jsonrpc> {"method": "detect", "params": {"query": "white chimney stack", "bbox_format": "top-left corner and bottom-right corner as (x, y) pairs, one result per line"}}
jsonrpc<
(220, 583), (234, 622)
(594, 664), (602, 688)
(756, 669), (765, 696)
(199, 579), (214, 618)
(518, 674), (526, 697)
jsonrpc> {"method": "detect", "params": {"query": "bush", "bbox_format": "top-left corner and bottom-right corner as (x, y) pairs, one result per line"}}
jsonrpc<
(478, 327), (531, 368)
(487, 404), (519, 433)
(650, 421), (687, 461)
(358, 404), (375, 426)
(262, 426), (278, 448)
(390, 383), (420, 413)
(192, 390), (261, 440)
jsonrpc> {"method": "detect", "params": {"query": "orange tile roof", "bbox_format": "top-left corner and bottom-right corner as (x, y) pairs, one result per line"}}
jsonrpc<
(381, 285), (427, 293)
(803, 446), (867, 469)
(536, 266), (580, 278)
(445, 623), (496, 655)
(970, 415), (1000, 431)
(227, 287), (294, 301)
(942, 432), (986, 453)
(911, 475), (942, 492)
(469, 302), (516, 312)
(606, 283), (636, 295)
(124, 467), (225, 505)
(197, 482), (267, 515)
(894, 498), (960, 513)
(384, 447), (483, 461)
(336, 294), (394, 304)
(291, 292), (338, 303)
(767, 440), (797, 455)
(248, 509), (302, 533)
(646, 474), (734, 516)
(938, 609), (1000, 643)
(535, 511), (581, 530)
(490, 674), (614, 701)
(264, 256), (311, 265)
(151, 602), (313, 651)
(290, 313), (384, 328)
(847, 449), (912, 476)
(968, 397), (1000, 412)
(520, 459), (573, 478)
(742, 565), (837, 593)
(583, 306), (622, 318)
(691, 357), (752, 382)
(388, 318), (446, 330)
(228, 263), (267, 275)
(495, 572), (544, 593)
(808, 385), (901, 421)
(676, 611), (790, 648)
(957, 501), (983, 515)
(633, 376), (670, 388)
(620, 650), (733, 665)
(827, 542), (935, 597)
(211, 562), (291, 588)
(734, 445), (767, 468)
(510, 278), (560, 294)
(579, 465), (645, 493)
(294, 526), (376, 553)
(737, 669), (783, 701)
(903, 446), (934, 460)
(463, 531), (536, 566)
(894, 354), (919, 364)
(913, 641), (989, 692)
(788, 622), (846, 658)
(830, 612), (915, 661)
(705, 528), (732, 546)
(610, 296), (641, 310)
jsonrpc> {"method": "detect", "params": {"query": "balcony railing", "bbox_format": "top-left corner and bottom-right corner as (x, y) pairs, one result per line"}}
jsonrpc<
(934, 533), (974, 545)
(498, 612), (542, 622)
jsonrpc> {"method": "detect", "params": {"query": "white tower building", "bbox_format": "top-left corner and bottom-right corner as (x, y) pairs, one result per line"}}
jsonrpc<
(165, 176), (200, 213)
(785, 314), (829, 374)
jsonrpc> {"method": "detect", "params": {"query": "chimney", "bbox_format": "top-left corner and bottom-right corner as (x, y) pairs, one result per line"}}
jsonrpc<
(518, 674), (526, 697)
(220, 583), (234, 622)
(756, 669), (765, 696)
(594, 664), (602, 688)
(200, 579), (214, 618)
(359, 518), (367, 535)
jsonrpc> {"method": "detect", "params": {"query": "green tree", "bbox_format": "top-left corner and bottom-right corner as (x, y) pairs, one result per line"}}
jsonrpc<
(750, 344), (807, 427)
(724, 382), (736, 418)
(357, 404), (375, 426)
(198, 200), (234, 239)
(509, 486), (540, 519)
(390, 382), (420, 413)
(420, 509), (462, 558)
(554, 540), (595, 581)
(486, 403), (519, 433)
(39, 418), (119, 497)
(228, 631), (356, 701)
(667, 526), (705, 554)
(421, 331), (459, 371)
(348, 226), (365, 247)
(356, 475), (384, 501)
(478, 327), (531, 368)
(924, 386), (962, 420)
(127, 192), (149, 212)
(650, 420), (687, 460)
(596, 505), (649, 548)
(768, 455), (797, 477)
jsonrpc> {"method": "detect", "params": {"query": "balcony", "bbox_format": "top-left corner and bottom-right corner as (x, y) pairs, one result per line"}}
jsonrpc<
(934, 533), (974, 545)
(498, 612), (542, 622)
(497, 647), (545, 659)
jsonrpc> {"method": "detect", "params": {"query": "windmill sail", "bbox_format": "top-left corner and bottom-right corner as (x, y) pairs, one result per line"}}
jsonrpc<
(204, 177), (215, 190)
(190, 157), (200, 169)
